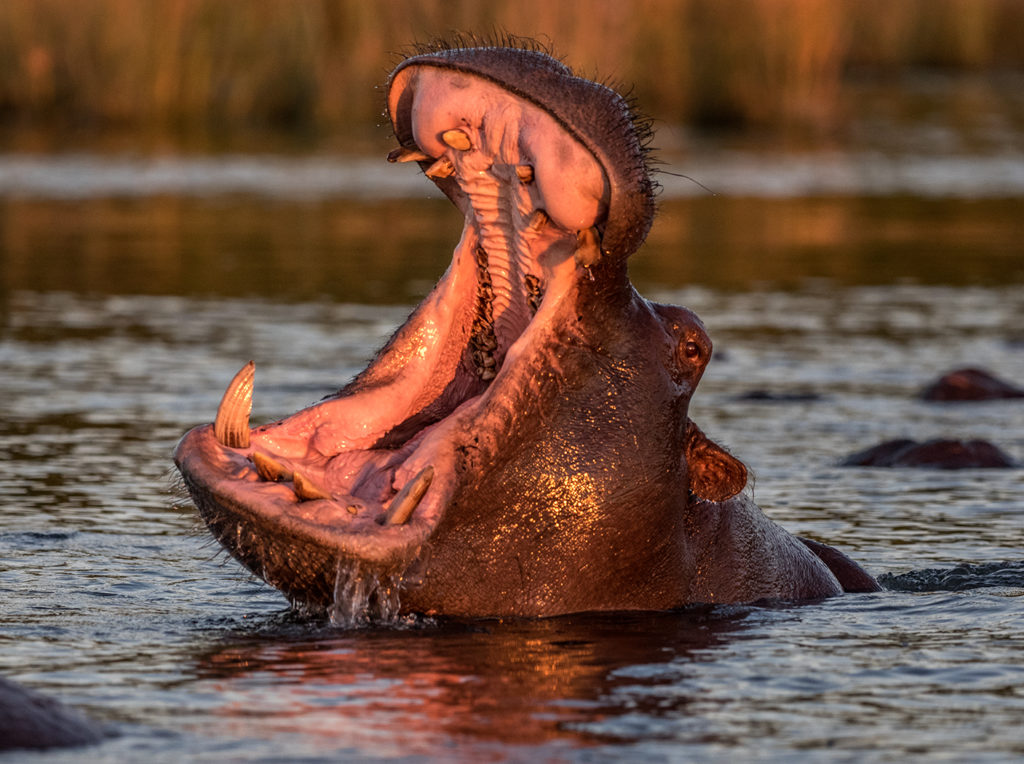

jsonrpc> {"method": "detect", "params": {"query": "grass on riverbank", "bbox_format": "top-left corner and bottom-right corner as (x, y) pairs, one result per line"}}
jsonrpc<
(1, 0), (1022, 145)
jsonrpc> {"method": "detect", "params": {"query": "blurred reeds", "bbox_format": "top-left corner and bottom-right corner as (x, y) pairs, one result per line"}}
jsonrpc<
(1, 0), (1022, 144)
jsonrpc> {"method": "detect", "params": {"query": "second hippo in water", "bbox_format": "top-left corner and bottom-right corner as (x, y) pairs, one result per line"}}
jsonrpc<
(920, 368), (1024, 402)
(841, 438), (1017, 469)
(174, 41), (878, 619)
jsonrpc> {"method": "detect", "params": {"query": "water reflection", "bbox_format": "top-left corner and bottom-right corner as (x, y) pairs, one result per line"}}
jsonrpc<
(1, 195), (1022, 306)
(0, 184), (1023, 758)
(192, 609), (753, 750)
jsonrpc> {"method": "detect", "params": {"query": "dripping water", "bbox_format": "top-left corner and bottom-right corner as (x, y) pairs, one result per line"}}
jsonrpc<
(329, 559), (403, 627)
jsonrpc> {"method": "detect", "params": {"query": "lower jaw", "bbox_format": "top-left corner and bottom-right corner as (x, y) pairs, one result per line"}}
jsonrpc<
(176, 253), (589, 616)
(175, 424), (444, 597)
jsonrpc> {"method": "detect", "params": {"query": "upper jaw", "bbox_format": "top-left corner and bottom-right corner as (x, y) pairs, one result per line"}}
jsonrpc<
(387, 44), (657, 259)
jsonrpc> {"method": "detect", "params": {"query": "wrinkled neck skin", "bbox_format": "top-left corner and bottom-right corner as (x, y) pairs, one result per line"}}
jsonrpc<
(402, 261), (696, 616)
(173, 42), (874, 619)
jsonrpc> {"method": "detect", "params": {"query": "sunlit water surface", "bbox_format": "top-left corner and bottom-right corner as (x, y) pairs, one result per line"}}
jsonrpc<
(1, 278), (1022, 761)
(1, 131), (1023, 761)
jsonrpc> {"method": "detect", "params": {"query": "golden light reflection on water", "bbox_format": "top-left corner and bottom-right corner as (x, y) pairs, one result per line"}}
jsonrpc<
(2, 279), (1023, 759)
(191, 611), (750, 751)
(1, 195), (1022, 308)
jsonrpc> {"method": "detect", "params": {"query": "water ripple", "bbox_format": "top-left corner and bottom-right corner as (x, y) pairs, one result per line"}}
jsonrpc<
(879, 561), (1024, 592)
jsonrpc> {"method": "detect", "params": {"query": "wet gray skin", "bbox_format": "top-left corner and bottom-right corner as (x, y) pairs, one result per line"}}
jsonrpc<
(174, 42), (878, 618)
(0, 677), (106, 751)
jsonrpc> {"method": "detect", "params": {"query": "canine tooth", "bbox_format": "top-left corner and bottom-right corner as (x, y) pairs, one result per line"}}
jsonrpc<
(214, 361), (254, 448)
(442, 129), (471, 151)
(425, 156), (455, 179)
(574, 226), (603, 269)
(528, 209), (549, 232)
(252, 452), (291, 482)
(384, 466), (434, 525)
(387, 146), (431, 163)
(293, 471), (331, 502)
(516, 164), (534, 183)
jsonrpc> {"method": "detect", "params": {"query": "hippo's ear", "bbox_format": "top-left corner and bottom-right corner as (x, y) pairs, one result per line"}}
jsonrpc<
(685, 420), (748, 502)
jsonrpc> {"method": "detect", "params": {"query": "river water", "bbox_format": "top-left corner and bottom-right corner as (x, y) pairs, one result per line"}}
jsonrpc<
(1, 148), (1023, 761)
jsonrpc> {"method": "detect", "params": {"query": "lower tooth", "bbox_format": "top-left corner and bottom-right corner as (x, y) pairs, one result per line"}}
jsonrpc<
(252, 452), (291, 482)
(293, 471), (331, 501)
(384, 466), (434, 525)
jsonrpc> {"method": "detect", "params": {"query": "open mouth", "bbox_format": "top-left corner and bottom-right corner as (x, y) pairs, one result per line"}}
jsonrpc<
(173, 42), (656, 609)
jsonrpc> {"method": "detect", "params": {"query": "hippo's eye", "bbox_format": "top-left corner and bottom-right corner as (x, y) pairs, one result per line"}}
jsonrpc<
(683, 340), (702, 360)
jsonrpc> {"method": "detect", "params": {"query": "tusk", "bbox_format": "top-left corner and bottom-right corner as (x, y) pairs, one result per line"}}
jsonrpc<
(214, 361), (254, 448)
(252, 451), (291, 482)
(387, 146), (431, 163)
(516, 164), (534, 183)
(293, 470), (331, 501)
(384, 466), (434, 525)
(425, 156), (455, 179)
(574, 227), (603, 269)
(441, 129), (471, 151)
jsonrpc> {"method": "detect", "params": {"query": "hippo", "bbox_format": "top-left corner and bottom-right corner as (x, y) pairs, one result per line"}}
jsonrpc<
(0, 676), (105, 751)
(174, 40), (878, 619)
(920, 367), (1024, 402)
(840, 438), (1017, 469)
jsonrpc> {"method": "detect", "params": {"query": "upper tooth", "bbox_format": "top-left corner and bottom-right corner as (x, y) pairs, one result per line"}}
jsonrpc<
(516, 164), (534, 183)
(214, 361), (254, 448)
(441, 129), (471, 151)
(528, 209), (549, 231)
(425, 157), (455, 179)
(387, 146), (431, 163)
(575, 227), (603, 268)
